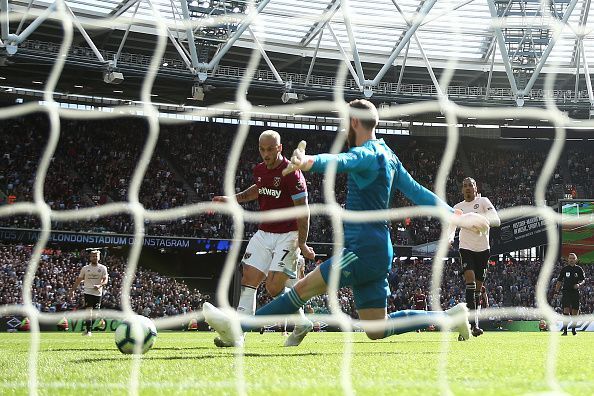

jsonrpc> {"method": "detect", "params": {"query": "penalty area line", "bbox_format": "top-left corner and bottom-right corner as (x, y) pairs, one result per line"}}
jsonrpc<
(567, 223), (594, 232)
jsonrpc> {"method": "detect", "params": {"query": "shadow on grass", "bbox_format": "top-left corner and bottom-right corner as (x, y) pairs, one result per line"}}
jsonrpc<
(44, 348), (110, 352)
(48, 346), (213, 352)
(75, 352), (322, 363)
(75, 350), (442, 363)
(348, 340), (448, 344)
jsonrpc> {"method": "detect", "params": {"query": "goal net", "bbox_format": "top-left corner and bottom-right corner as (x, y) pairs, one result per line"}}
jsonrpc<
(0, 0), (593, 394)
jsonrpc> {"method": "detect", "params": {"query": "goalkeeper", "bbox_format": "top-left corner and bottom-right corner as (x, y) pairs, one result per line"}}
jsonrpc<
(204, 99), (489, 346)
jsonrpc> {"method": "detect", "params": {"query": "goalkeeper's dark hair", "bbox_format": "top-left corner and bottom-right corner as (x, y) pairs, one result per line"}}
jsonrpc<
(348, 99), (379, 130)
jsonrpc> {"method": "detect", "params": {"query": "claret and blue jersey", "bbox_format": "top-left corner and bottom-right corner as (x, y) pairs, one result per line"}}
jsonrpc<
(310, 139), (453, 309)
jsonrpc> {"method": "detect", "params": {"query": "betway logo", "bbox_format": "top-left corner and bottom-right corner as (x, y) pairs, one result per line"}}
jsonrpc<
(259, 187), (281, 198)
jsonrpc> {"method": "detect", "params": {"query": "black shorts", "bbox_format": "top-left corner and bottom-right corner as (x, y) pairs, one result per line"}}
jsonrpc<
(459, 248), (490, 282)
(561, 290), (580, 310)
(83, 294), (102, 309)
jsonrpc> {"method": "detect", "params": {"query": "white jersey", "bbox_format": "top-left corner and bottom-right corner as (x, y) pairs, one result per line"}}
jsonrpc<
(454, 197), (500, 252)
(79, 264), (108, 297)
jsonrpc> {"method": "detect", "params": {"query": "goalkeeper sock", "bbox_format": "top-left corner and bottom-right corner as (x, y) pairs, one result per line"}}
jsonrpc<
(275, 287), (308, 327)
(85, 319), (92, 333)
(237, 285), (257, 315)
(273, 287), (307, 322)
(384, 310), (446, 337)
(241, 288), (306, 332)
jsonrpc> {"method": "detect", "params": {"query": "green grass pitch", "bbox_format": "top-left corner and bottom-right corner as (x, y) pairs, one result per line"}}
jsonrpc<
(1, 331), (593, 395)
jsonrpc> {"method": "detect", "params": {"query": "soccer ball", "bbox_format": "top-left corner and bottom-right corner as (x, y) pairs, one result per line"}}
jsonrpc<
(114, 316), (157, 354)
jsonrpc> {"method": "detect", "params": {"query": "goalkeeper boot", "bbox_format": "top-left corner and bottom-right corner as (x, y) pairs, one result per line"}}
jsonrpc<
(284, 316), (313, 347)
(446, 303), (471, 341)
(203, 303), (244, 347)
(472, 327), (484, 337)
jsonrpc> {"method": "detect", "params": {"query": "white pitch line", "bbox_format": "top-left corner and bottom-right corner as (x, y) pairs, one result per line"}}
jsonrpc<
(567, 223), (594, 232)
(563, 243), (594, 247)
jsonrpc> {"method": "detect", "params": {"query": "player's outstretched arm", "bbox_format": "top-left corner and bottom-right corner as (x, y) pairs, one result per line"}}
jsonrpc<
(283, 141), (313, 176)
(392, 161), (488, 234)
(283, 140), (376, 175)
(393, 159), (453, 210)
(213, 184), (259, 204)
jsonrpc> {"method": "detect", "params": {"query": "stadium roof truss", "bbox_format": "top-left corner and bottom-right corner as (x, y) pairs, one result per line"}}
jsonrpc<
(2, 0), (594, 107)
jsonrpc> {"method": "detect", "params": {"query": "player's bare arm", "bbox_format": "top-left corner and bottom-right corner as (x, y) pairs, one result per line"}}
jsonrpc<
(69, 275), (84, 298)
(213, 184), (259, 204)
(293, 196), (315, 260)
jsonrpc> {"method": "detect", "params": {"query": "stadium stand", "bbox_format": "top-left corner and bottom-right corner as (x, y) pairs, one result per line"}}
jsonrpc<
(0, 244), (209, 317)
(254, 256), (594, 318)
(1, 118), (591, 246)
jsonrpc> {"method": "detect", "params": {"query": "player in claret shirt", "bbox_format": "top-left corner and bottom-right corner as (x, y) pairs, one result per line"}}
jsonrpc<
(410, 288), (427, 333)
(411, 288), (427, 311)
(211, 130), (315, 347)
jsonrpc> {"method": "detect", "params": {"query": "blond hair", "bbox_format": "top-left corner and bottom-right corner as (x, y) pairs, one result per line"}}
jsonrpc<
(259, 130), (281, 145)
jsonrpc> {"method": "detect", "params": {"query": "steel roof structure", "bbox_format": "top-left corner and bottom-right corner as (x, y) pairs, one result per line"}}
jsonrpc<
(1, 0), (594, 110)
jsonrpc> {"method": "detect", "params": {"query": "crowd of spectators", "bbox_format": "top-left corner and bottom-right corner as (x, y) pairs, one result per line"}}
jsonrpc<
(0, 117), (592, 246)
(0, 116), (190, 233)
(1, 242), (592, 323)
(255, 255), (594, 319)
(0, 244), (208, 317)
(568, 150), (593, 198)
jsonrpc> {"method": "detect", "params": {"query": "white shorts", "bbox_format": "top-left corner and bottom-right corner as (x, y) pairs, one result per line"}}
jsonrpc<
(242, 230), (299, 278)
(286, 256), (305, 288)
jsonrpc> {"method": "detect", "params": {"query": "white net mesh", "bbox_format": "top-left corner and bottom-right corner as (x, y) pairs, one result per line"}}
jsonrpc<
(1, 0), (593, 394)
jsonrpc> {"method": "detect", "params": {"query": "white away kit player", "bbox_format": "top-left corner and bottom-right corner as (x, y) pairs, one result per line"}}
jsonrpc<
(449, 177), (500, 338)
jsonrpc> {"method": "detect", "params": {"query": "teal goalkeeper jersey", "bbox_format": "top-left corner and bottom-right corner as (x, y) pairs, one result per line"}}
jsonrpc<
(310, 138), (453, 259)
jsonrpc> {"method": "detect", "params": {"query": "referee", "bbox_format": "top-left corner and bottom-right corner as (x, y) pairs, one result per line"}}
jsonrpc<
(554, 253), (585, 336)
